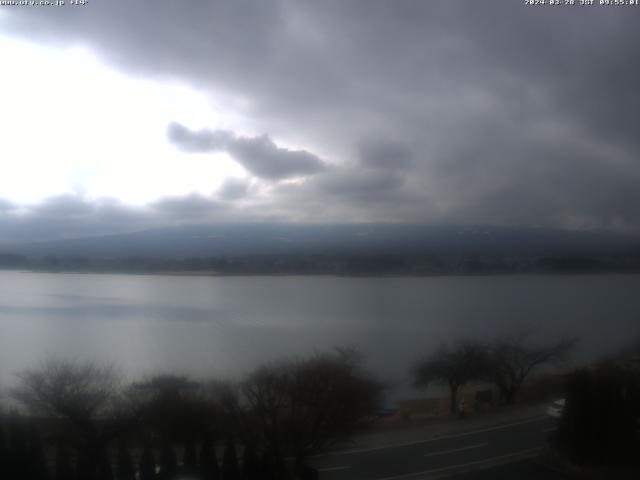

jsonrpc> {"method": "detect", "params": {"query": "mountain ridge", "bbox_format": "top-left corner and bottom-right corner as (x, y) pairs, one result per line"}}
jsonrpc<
(3, 223), (639, 259)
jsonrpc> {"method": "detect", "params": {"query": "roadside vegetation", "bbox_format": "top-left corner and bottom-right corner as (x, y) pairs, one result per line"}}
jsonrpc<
(411, 333), (640, 470)
(0, 350), (382, 480)
(412, 331), (576, 414)
(555, 340), (640, 468)
(2, 334), (639, 478)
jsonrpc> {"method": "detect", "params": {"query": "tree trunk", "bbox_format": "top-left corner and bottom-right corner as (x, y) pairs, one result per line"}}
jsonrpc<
(449, 385), (459, 415)
(503, 387), (517, 404)
(501, 379), (522, 404)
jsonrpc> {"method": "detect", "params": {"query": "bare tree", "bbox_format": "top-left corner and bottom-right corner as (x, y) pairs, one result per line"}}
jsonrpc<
(13, 359), (119, 422)
(12, 359), (122, 480)
(131, 374), (219, 444)
(413, 340), (489, 415)
(286, 349), (382, 453)
(240, 349), (383, 462)
(487, 332), (576, 404)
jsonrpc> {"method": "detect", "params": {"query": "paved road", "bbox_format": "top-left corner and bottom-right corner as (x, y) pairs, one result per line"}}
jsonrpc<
(447, 457), (569, 480)
(309, 416), (558, 480)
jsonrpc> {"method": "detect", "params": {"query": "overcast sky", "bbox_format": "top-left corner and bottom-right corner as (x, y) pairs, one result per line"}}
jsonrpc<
(1, 0), (639, 242)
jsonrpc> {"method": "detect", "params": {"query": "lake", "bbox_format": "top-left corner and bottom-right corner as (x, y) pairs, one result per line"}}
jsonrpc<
(1, 271), (639, 398)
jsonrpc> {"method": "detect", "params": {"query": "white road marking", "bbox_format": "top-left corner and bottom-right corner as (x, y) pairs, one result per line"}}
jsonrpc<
(375, 447), (544, 480)
(318, 416), (549, 457)
(318, 465), (352, 472)
(423, 442), (488, 458)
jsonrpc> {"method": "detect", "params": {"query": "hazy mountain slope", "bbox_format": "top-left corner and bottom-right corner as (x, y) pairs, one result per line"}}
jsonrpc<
(4, 224), (639, 259)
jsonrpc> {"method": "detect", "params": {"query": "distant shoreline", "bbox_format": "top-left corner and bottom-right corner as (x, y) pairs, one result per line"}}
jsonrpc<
(3, 268), (640, 278)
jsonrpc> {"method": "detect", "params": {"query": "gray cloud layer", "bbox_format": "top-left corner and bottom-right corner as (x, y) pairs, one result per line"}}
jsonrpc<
(167, 122), (326, 179)
(3, 0), (640, 240)
(0, 194), (237, 244)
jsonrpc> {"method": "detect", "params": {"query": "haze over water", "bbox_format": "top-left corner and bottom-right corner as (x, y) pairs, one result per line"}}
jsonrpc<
(1, 271), (638, 399)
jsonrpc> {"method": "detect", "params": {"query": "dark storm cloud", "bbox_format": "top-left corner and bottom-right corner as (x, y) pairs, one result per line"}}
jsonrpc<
(314, 167), (405, 201)
(217, 178), (251, 201)
(357, 138), (414, 170)
(166, 123), (233, 153)
(167, 122), (326, 180)
(4, 1), (640, 232)
(228, 134), (326, 180)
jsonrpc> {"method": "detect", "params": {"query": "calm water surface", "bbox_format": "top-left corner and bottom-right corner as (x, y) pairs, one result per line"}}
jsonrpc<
(1, 271), (639, 397)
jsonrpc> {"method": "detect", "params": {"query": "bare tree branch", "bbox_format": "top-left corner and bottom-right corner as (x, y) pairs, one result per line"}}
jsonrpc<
(413, 339), (490, 414)
(487, 332), (577, 403)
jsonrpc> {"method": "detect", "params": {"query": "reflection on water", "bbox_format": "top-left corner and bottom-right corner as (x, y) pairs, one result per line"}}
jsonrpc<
(0, 303), (233, 323)
(1, 271), (639, 398)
